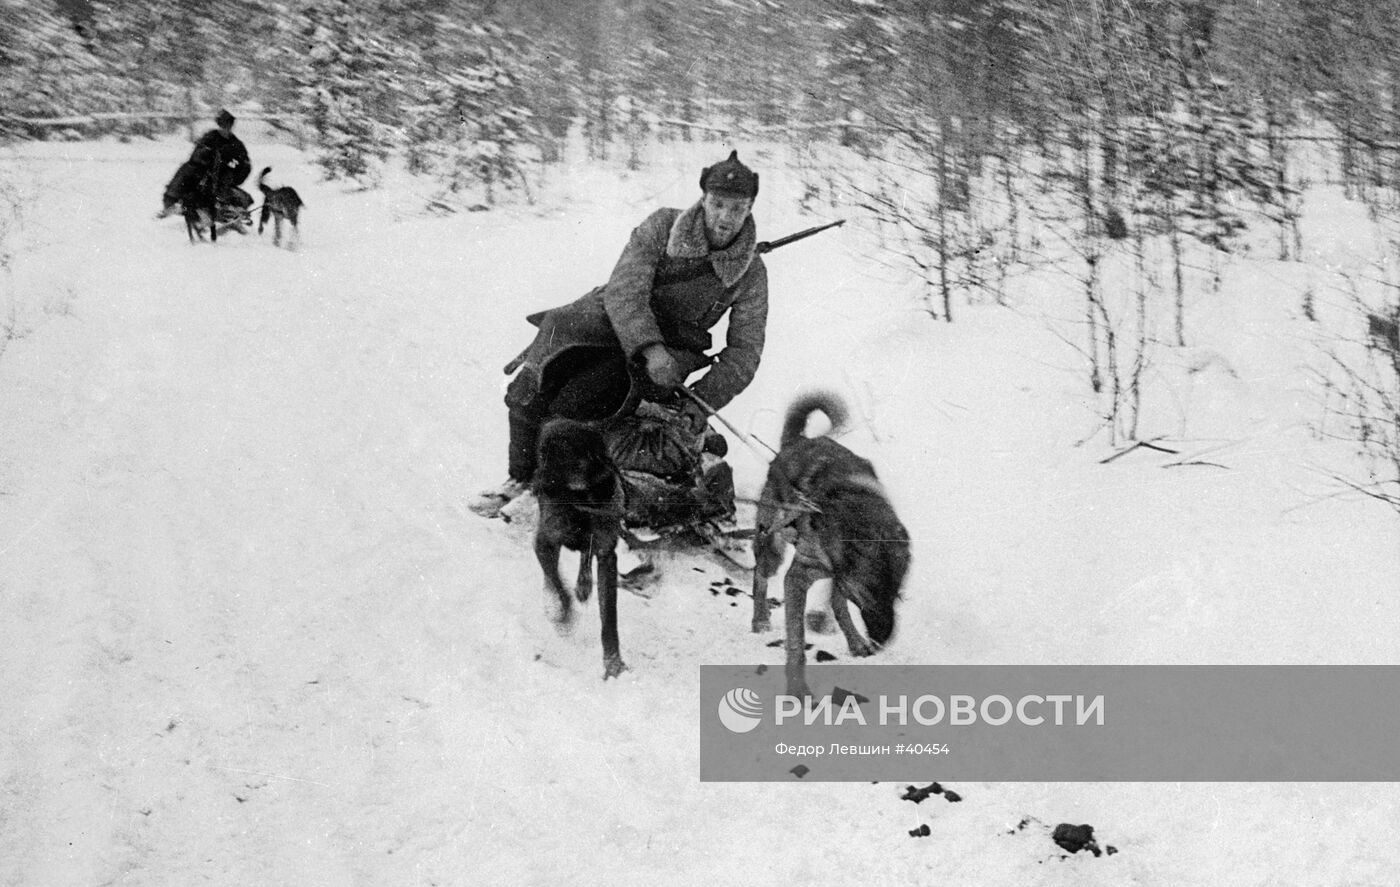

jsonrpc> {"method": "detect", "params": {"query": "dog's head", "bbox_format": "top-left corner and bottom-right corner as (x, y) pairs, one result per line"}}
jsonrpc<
(535, 418), (615, 495)
(839, 522), (911, 648)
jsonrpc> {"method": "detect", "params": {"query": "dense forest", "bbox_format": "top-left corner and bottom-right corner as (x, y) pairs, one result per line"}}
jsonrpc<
(10, 1), (1400, 256)
(8, 1), (1400, 217)
(8, 1), (1400, 204)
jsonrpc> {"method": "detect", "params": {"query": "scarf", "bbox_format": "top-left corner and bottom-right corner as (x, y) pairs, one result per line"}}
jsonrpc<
(664, 200), (757, 287)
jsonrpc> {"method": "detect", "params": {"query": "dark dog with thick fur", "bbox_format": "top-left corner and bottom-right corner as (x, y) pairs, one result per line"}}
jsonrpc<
(160, 159), (220, 243)
(533, 418), (628, 679)
(751, 391), (912, 698)
(255, 167), (303, 248)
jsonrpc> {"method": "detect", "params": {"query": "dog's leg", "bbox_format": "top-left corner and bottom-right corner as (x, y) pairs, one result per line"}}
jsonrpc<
(259, 204), (270, 236)
(782, 566), (816, 699)
(596, 545), (626, 679)
(575, 541), (594, 603)
(751, 530), (778, 633)
(533, 532), (573, 626)
(273, 214), (283, 247)
(830, 585), (877, 657)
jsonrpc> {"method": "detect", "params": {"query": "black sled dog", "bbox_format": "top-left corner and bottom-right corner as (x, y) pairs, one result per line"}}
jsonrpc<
(161, 159), (220, 244)
(751, 391), (912, 698)
(532, 418), (628, 679)
(255, 167), (304, 248)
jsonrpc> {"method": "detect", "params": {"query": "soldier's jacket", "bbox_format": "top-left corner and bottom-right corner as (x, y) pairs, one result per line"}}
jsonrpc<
(514, 201), (769, 411)
(190, 129), (251, 189)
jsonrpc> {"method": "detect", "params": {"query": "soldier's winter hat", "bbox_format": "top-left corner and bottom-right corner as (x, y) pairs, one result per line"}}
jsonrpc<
(700, 150), (759, 198)
(216, 109), (235, 128)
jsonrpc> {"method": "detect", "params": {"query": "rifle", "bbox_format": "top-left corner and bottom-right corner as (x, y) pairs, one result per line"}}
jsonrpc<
(756, 218), (845, 255)
(677, 386), (778, 460)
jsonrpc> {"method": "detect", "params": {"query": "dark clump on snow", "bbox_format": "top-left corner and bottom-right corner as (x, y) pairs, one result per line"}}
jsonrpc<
(901, 782), (943, 803)
(814, 650), (838, 662)
(898, 783), (964, 837)
(830, 686), (868, 705)
(908, 824), (931, 838)
(707, 579), (780, 610)
(901, 782), (962, 804)
(1006, 817), (1118, 857)
(708, 578), (736, 594)
(1052, 823), (1102, 856)
(766, 639), (812, 650)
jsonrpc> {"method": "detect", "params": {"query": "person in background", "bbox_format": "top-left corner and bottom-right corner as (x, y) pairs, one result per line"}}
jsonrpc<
(160, 108), (252, 219)
(192, 108), (251, 200)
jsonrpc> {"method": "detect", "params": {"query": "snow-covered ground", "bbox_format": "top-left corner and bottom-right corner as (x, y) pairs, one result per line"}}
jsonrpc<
(1, 130), (1397, 885)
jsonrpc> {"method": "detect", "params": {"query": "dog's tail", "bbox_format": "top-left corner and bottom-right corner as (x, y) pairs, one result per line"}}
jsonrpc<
(780, 390), (848, 449)
(256, 166), (273, 191)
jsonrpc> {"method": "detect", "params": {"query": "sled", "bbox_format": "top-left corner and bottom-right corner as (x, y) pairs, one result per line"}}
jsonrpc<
(603, 400), (757, 576)
(213, 188), (255, 235)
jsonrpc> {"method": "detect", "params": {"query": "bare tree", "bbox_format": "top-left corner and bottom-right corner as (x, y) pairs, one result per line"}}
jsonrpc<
(1316, 263), (1400, 513)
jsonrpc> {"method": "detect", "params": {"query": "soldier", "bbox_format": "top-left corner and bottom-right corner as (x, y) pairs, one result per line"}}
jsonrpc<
(470, 151), (768, 518)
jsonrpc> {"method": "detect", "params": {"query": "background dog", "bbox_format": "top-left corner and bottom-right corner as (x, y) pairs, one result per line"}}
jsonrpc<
(181, 165), (221, 244)
(533, 418), (628, 679)
(255, 167), (303, 248)
(751, 391), (912, 698)
(159, 160), (219, 243)
(159, 161), (196, 218)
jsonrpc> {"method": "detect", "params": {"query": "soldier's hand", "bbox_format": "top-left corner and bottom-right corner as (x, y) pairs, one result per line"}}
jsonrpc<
(642, 344), (685, 388)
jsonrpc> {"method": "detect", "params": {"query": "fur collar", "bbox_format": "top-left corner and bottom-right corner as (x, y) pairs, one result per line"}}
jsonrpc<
(664, 200), (756, 287)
